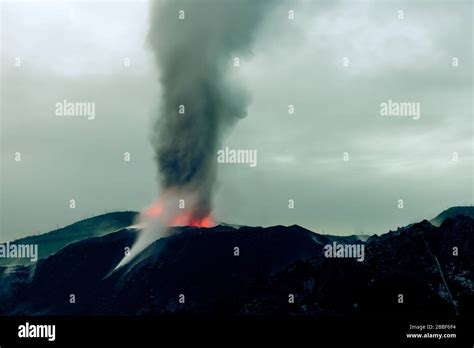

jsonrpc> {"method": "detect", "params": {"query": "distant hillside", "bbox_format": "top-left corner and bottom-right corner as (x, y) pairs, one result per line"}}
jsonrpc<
(3, 206), (472, 266)
(431, 206), (474, 227)
(0, 211), (138, 266)
(0, 214), (472, 317)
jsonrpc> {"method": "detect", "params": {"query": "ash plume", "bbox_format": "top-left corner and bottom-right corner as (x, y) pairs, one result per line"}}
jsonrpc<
(148, 0), (270, 219)
(114, 0), (271, 271)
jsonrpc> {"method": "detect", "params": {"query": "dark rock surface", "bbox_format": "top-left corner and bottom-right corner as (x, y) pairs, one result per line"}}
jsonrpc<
(0, 209), (472, 318)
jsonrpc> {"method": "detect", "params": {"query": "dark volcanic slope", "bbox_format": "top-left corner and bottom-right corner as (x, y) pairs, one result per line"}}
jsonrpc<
(0, 212), (138, 266)
(0, 213), (472, 318)
(431, 206), (474, 226)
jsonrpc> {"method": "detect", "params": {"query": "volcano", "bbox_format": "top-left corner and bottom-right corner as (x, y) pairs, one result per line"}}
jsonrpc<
(0, 207), (473, 318)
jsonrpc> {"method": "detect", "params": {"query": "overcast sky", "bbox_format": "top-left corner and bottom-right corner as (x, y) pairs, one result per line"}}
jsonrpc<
(1, 0), (472, 241)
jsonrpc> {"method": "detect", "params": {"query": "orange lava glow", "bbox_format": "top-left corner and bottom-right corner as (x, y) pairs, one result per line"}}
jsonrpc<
(143, 201), (164, 218)
(170, 213), (215, 227)
(142, 199), (214, 228)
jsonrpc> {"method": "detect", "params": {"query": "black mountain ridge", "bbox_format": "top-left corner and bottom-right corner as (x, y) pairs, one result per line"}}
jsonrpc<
(0, 207), (472, 318)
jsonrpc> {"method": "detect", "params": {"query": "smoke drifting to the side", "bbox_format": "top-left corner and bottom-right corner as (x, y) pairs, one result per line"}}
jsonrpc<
(149, 0), (269, 219)
(115, 0), (270, 269)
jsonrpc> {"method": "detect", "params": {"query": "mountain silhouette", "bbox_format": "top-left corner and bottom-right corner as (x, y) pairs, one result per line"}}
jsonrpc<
(0, 208), (472, 318)
(0, 212), (137, 266)
(431, 206), (474, 226)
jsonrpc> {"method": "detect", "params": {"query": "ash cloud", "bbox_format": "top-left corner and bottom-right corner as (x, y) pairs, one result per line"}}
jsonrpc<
(148, 0), (270, 218)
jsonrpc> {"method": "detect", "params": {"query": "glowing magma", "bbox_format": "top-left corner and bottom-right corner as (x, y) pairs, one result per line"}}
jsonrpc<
(143, 199), (214, 228)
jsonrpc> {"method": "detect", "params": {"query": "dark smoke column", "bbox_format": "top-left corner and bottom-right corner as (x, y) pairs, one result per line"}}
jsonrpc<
(148, 0), (269, 220)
